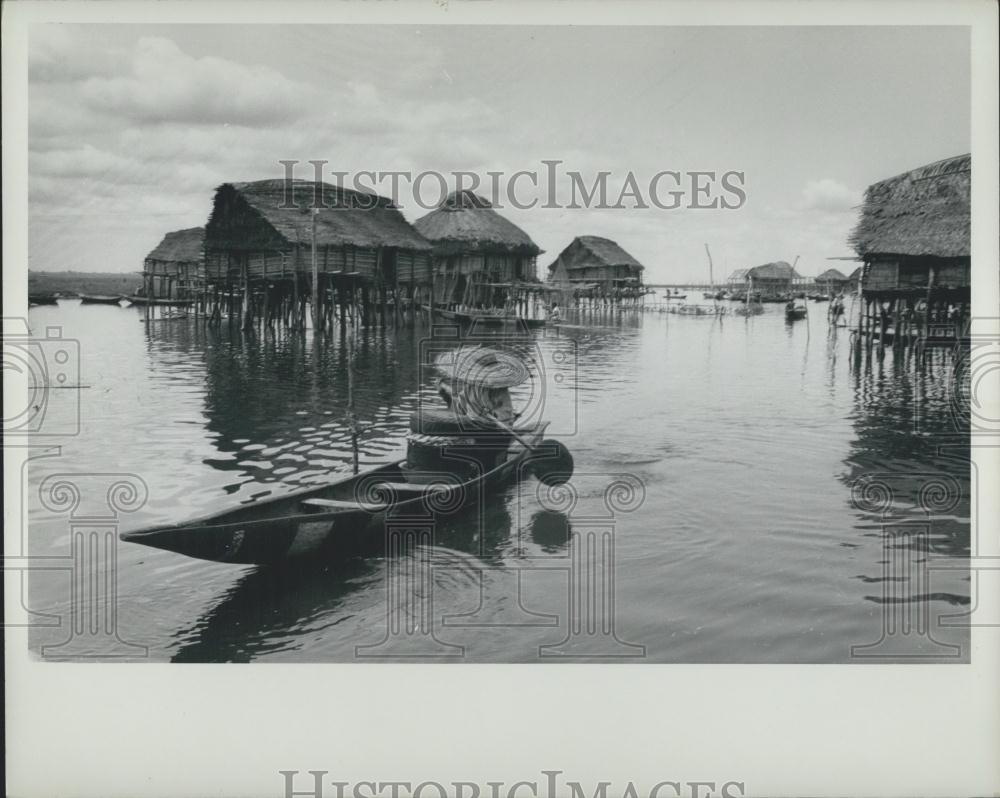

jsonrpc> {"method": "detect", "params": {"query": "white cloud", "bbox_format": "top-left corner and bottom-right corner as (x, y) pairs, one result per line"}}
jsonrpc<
(81, 37), (314, 126)
(29, 25), (126, 83)
(801, 178), (859, 212)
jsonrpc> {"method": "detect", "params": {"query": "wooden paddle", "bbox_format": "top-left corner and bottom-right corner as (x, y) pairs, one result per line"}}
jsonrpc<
(484, 411), (539, 452)
(484, 412), (573, 486)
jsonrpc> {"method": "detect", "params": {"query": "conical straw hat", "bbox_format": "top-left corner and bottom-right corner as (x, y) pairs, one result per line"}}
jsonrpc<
(435, 346), (530, 388)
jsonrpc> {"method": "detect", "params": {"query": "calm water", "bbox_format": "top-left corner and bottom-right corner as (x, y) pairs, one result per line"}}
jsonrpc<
(24, 299), (970, 662)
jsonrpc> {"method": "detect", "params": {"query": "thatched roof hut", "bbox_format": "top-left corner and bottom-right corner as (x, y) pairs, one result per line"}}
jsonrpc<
(142, 227), (205, 299)
(547, 236), (645, 289)
(413, 191), (540, 257)
(746, 261), (798, 282)
(208, 179), (430, 253)
(816, 268), (849, 284)
(849, 154), (970, 296)
(204, 179), (432, 284)
(726, 268), (750, 284)
(413, 190), (543, 305)
(849, 154), (970, 259)
(146, 227), (205, 265)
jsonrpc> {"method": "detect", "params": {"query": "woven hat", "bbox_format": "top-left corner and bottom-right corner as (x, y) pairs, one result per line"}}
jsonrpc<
(435, 346), (530, 388)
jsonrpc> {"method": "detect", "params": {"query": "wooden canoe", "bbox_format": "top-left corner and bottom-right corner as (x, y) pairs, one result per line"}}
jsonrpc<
(79, 294), (124, 305)
(125, 295), (195, 307)
(422, 305), (546, 330)
(120, 423), (559, 565)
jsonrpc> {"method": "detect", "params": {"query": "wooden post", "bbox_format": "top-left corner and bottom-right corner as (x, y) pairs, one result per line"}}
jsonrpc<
(241, 261), (252, 331)
(429, 261), (436, 320)
(394, 256), (402, 326)
(923, 265), (935, 340)
(311, 208), (319, 331)
(292, 249), (300, 330)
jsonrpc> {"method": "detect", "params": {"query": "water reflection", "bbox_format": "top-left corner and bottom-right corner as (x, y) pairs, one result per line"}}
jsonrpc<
(25, 302), (973, 662)
(843, 343), (969, 634)
(529, 510), (572, 553)
(171, 558), (377, 662)
(168, 490), (547, 661)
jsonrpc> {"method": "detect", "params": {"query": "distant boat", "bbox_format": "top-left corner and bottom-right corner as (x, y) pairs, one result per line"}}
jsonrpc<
(79, 294), (123, 306)
(785, 300), (808, 321)
(125, 295), (195, 307)
(28, 293), (59, 306)
(141, 310), (189, 323)
(421, 305), (545, 330)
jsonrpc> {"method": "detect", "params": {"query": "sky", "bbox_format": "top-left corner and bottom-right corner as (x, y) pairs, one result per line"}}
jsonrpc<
(28, 24), (969, 282)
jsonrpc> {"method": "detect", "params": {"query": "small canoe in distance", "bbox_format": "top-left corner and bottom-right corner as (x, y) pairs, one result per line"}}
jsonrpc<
(422, 305), (546, 330)
(79, 294), (124, 305)
(141, 310), (189, 323)
(785, 306), (808, 321)
(120, 423), (571, 565)
(28, 293), (60, 306)
(125, 295), (195, 307)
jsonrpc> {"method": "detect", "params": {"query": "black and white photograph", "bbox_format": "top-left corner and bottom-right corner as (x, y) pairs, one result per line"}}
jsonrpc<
(4, 1), (999, 796)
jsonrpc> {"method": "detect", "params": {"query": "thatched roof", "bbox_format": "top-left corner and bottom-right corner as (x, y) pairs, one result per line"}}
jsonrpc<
(850, 154), (970, 258)
(207, 179), (431, 251)
(146, 227), (204, 263)
(727, 268), (750, 282)
(576, 236), (643, 269)
(551, 236), (644, 273)
(413, 191), (540, 255)
(747, 261), (798, 280)
(816, 268), (848, 282)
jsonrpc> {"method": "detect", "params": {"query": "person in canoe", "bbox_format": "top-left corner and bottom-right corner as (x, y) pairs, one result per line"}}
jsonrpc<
(435, 346), (528, 427)
(548, 302), (562, 323)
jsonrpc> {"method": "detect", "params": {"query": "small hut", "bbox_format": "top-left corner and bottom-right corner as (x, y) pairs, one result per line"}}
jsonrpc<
(143, 227), (205, 300)
(815, 267), (850, 293)
(747, 261), (799, 294)
(413, 190), (542, 309)
(816, 267), (849, 285)
(726, 261), (800, 298)
(546, 236), (645, 292)
(204, 179), (432, 325)
(726, 268), (750, 288)
(849, 153), (970, 342)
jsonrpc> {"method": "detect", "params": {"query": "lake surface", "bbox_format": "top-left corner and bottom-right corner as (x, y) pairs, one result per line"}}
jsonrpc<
(23, 298), (970, 662)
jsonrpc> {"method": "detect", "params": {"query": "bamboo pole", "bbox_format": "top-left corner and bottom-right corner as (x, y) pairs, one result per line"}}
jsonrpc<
(346, 320), (359, 475)
(311, 208), (319, 331)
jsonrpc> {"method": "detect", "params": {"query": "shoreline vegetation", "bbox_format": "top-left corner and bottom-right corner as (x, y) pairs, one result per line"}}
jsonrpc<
(28, 270), (143, 297)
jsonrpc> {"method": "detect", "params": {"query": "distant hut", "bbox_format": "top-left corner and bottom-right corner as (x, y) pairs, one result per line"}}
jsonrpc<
(726, 261), (800, 298)
(546, 236), (645, 293)
(849, 153), (970, 341)
(204, 179), (432, 325)
(726, 268), (750, 288)
(747, 261), (799, 295)
(413, 190), (542, 309)
(143, 227), (204, 300)
(816, 267), (850, 293)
